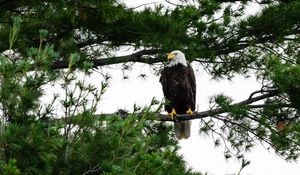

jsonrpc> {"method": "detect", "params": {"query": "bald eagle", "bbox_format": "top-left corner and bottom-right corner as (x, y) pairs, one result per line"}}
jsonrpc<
(159, 50), (196, 139)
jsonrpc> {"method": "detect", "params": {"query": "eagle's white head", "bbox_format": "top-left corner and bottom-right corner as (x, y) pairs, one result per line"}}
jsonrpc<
(167, 50), (187, 67)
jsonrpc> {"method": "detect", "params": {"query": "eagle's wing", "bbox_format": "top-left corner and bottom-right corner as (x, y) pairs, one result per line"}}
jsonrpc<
(188, 65), (196, 110)
(159, 69), (167, 95)
(159, 68), (172, 112)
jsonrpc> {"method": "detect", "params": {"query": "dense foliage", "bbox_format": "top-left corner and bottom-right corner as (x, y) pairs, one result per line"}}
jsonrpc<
(0, 33), (200, 174)
(0, 0), (300, 174)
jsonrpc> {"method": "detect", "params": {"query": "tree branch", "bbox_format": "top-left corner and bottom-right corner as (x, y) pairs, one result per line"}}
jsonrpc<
(0, 0), (12, 6)
(50, 49), (164, 69)
(129, 2), (160, 10)
(48, 34), (279, 70)
(50, 90), (285, 124)
(159, 90), (279, 121)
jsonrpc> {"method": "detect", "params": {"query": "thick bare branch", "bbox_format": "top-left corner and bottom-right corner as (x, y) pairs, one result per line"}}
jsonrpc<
(159, 90), (279, 121)
(51, 90), (285, 124)
(51, 49), (164, 69)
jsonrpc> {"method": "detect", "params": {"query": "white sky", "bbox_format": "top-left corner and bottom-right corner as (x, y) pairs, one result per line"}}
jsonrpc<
(88, 1), (300, 174)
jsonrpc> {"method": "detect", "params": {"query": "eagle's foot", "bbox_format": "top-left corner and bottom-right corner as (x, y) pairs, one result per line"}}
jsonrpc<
(168, 108), (177, 120)
(186, 108), (193, 115)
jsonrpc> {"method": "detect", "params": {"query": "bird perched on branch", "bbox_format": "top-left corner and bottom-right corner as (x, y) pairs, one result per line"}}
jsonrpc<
(159, 50), (196, 139)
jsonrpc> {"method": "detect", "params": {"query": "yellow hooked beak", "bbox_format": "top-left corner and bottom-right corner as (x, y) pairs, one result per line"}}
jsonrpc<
(167, 53), (176, 60)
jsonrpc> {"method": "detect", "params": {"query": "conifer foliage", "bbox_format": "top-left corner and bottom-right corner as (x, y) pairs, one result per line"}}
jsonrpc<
(0, 0), (300, 174)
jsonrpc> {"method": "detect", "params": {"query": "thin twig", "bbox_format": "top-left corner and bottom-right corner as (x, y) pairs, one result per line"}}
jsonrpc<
(129, 2), (159, 10)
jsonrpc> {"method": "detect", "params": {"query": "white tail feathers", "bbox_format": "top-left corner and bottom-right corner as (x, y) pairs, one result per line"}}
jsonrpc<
(174, 120), (191, 139)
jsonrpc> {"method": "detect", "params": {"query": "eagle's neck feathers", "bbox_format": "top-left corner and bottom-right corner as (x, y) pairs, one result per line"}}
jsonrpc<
(167, 60), (187, 67)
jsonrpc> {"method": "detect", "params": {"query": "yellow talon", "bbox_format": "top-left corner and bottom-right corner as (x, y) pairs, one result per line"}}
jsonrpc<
(168, 108), (177, 120)
(186, 108), (193, 115)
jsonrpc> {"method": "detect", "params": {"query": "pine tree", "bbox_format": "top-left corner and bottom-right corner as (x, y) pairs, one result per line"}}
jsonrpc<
(0, 0), (300, 174)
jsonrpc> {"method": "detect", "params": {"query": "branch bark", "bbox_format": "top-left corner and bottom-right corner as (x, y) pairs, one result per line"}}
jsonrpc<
(159, 90), (279, 121)
(50, 49), (164, 69)
(50, 90), (285, 124)
(48, 34), (280, 69)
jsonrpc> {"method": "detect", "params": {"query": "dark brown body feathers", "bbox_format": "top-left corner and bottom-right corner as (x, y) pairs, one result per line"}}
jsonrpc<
(160, 64), (196, 114)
